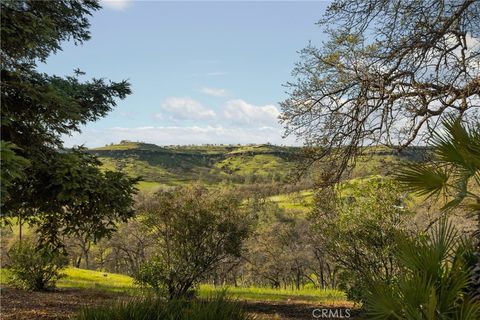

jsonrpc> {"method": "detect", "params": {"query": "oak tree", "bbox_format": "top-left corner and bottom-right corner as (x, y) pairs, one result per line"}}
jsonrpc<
(281, 0), (480, 183)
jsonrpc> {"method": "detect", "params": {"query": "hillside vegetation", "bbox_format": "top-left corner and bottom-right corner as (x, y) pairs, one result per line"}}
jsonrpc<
(89, 141), (427, 191)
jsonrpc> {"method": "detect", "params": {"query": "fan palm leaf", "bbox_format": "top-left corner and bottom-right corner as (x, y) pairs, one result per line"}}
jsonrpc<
(395, 164), (449, 199)
(395, 117), (479, 209)
(433, 116), (480, 173)
(365, 219), (480, 319)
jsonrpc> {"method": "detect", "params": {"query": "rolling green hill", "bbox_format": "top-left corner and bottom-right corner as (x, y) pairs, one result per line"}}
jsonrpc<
(88, 141), (427, 191)
(89, 141), (301, 190)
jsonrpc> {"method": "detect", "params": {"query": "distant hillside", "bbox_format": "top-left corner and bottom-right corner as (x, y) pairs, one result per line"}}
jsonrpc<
(88, 141), (428, 191)
(89, 141), (301, 190)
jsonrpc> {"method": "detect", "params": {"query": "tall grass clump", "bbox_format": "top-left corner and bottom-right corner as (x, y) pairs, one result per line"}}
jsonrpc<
(76, 291), (254, 320)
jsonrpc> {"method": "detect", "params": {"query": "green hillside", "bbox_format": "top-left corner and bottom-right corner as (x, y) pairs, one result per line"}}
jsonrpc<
(89, 141), (300, 190)
(88, 141), (427, 191)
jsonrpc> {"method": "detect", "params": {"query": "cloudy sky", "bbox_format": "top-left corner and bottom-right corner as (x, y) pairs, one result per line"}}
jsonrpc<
(39, 1), (329, 147)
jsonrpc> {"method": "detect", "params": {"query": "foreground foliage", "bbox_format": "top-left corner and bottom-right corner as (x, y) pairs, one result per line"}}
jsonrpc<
(1, 0), (137, 247)
(396, 117), (480, 299)
(365, 219), (479, 319)
(76, 292), (254, 320)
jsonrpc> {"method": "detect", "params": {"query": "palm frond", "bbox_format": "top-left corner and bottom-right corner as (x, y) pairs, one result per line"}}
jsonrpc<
(364, 282), (404, 319)
(399, 274), (437, 320)
(442, 176), (469, 211)
(430, 218), (458, 266)
(395, 164), (449, 198)
(454, 298), (480, 320)
(433, 116), (480, 175)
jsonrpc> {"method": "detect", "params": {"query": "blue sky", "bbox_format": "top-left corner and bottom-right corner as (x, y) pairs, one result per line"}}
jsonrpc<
(40, 1), (330, 147)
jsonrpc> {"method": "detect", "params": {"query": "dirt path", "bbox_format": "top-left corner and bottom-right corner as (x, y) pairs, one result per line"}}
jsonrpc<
(240, 300), (358, 319)
(0, 286), (359, 320)
(0, 287), (122, 319)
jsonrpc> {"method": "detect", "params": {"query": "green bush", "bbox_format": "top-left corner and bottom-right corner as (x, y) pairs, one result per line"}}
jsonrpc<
(134, 257), (196, 298)
(76, 292), (254, 320)
(311, 178), (410, 301)
(8, 242), (68, 291)
(134, 186), (249, 299)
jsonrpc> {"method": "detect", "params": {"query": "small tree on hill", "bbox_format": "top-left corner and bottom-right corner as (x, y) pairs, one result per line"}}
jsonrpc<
(135, 186), (250, 299)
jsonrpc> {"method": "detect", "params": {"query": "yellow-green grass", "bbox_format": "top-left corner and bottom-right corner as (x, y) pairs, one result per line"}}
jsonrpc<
(0, 267), (11, 284)
(267, 175), (418, 213)
(136, 180), (164, 192)
(213, 154), (292, 179)
(99, 158), (174, 180)
(1, 267), (350, 304)
(199, 284), (350, 305)
(58, 268), (136, 293)
(93, 142), (164, 151)
(227, 145), (277, 154)
(166, 145), (233, 155)
(0, 267), (136, 294)
(269, 190), (314, 212)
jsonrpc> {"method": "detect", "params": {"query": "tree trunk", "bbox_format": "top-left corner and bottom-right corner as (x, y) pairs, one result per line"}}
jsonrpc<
(319, 264), (325, 289)
(76, 255), (82, 268)
(295, 269), (301, 290)
(18, 216), (22, 244)
(331, 268), (337, 289)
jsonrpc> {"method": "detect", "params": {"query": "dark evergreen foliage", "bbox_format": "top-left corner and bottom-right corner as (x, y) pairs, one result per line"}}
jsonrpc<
(1, 0), (137, 247)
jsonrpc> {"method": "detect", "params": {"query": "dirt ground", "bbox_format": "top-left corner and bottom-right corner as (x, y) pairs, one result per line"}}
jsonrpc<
(239, 300), (358, 320)
(0, 287), (121, 319)
(0, 286), (359, 320)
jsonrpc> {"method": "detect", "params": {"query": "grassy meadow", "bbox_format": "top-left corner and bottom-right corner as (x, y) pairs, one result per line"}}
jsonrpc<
(0, 266), (350, 305)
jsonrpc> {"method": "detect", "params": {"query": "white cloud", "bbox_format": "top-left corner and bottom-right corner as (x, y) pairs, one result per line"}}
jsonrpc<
(101, 0), (131, 11)
(63, 125), (299, 148)
(157, 97), (216, 120)
(223, 99), (281, 126)
(62, 98), (295, 148)
(199, 87), (229, 97)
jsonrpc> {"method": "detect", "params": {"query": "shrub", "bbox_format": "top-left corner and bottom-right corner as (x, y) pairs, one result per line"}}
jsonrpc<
(8, 242), (68, 291)
(311, 178), (411, 301)
(135, 257), (196, 298)
(134, 185), (250, 299)
(75, 291), (254, 320)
